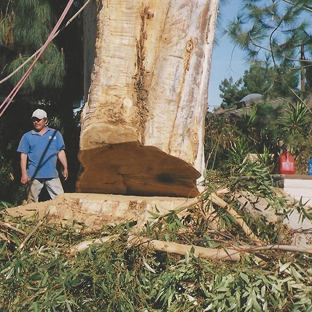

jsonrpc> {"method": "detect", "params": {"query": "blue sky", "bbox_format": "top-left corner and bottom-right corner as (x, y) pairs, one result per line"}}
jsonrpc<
(208, 1), (247, 111)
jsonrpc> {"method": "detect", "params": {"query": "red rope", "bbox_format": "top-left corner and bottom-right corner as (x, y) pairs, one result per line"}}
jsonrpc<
(0, 0), (75, 117)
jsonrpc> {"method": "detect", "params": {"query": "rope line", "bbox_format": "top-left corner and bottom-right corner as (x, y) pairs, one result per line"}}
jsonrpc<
(0, 0), (75, 117)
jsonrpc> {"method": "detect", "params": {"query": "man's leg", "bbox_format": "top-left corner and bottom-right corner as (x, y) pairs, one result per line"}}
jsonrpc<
(45, 178), (64, 200)
(27, 179), (44, 203)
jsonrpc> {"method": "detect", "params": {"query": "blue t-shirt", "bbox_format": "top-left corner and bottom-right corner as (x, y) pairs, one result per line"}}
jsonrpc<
(17, 127), (65, 179)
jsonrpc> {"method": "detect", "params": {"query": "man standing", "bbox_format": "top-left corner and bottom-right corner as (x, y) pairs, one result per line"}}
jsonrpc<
(17, 109), (68, 203)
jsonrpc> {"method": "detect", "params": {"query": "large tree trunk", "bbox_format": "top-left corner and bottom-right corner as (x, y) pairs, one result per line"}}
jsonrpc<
(77, 0), (219, 197)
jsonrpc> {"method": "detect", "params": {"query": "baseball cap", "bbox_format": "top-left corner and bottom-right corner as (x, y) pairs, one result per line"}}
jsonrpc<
(32, 109), (47, 119)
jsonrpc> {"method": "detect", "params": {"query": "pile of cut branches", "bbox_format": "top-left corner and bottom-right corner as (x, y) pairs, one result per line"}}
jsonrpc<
(1, 166), (312, 311)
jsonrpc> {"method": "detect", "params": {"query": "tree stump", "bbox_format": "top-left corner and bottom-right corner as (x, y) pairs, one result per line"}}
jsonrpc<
(77, 0), (219, 197)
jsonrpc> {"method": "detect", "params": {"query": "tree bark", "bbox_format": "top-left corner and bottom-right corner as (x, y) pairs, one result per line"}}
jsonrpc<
(77, 0), (219, 197)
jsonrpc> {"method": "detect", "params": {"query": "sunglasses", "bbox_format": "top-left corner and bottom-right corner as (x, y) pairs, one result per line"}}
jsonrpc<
(31, 117), (44, 122)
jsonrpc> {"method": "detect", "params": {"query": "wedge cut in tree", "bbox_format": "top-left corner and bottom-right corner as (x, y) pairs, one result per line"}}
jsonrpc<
(77, 0), (219, 197)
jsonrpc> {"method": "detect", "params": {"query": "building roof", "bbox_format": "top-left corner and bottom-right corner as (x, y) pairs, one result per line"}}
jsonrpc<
(214, 97), (289, 118)
(239, 93), (263, 103)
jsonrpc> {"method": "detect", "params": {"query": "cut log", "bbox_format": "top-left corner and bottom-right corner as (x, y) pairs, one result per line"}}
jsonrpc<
(76, 142), (200, 197)
(78, 0), (219, 197)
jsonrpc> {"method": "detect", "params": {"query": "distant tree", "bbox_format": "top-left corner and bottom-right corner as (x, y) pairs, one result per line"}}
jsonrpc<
(243, 61), (299, 98)
(225, 0), (312, 99)
(0, 1), (83, 105)
(219, 76), (246, 108)
(241, 62), (271, 95)
(0, 0), (65, 101)
(219, 61), (299, 108)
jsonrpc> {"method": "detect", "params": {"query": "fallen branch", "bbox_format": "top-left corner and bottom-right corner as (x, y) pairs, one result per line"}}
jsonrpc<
(129, 236), (312, 261)
(1, 246), (55, 275)
(71, 234), (241, 261)
(129, 235), (241, 261)
(235, 244), (312, 255)
(0, 232), (8, 241)
(209, 193), (262, 245)
(0, 221), (26, 235)
(170, 192), (205, 214)
(18, 221), (42, 251)
(150, 190), (261, 245)
(172, 188), (229, 214)
(68, 233), (312, 264)
(70, 235), (120, 253)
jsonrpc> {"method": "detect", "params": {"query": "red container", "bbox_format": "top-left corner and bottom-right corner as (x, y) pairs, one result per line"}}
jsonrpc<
(279, 151), (295, 174)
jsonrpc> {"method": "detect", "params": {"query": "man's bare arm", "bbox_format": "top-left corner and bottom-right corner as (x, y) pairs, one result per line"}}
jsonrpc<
(20, 153), (29, 184)
(58, 150), (68, 180)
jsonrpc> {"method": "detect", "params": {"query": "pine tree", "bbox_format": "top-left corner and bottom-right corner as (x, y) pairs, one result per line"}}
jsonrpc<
(225, 0), (312, 98)
(218, 61), (299, 108)
(219, 77), (247, 108)
(0, 0), (67, 101)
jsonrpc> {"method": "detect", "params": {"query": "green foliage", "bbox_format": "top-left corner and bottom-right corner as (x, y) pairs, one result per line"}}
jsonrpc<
(218, 61), (299, 109)
(204, 114), (241, 171)
(277, 101), (312, 174)
(219, 77), (246, 108)
(1, 177), (312, 311)
(206, 103), (278, 173)
(243, 62), (299, 98)
(229, 158), (274, 199)
(228, 139), (251, 166)
(224, 0), (312, 100)
(206, 97), (312, 175)
(279, 102), (311, 138)
(14, 0), (53, 48)
(0, 0), (66, 97)
(252, 101), (283, 152)
(0, 104), (30, 205)
(6, 44), (66, 93)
